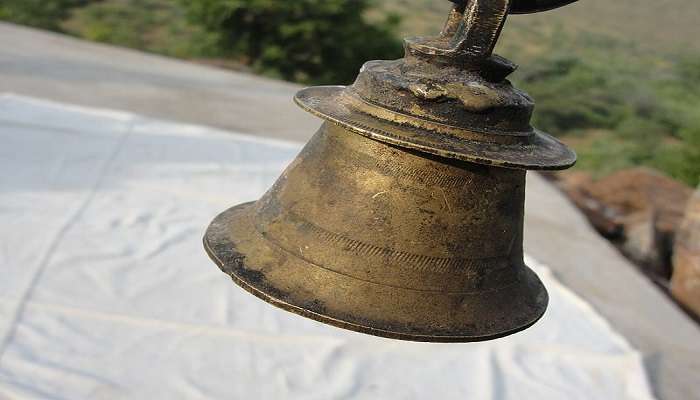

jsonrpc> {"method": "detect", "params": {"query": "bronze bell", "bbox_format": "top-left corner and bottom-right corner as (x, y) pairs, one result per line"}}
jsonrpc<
(204, 0), (578, 342)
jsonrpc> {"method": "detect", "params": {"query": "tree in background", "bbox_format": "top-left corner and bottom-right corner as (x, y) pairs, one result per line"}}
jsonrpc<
(181, 0), (402, 84)
(63, 0), (219, 59)
(0, 0), (96, 31)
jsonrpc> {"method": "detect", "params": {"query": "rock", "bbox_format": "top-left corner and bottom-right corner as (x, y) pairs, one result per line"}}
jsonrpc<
(583, 168), (691, 237)
(557, 171), (624, 237)
(621, 209), (664, 273)
(555, 168), (693, 278)
(671, 188), (700, 318)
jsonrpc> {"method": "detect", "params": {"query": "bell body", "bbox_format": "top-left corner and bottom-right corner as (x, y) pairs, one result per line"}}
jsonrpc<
(204, 123), (548, 342)
(205, 0), (579, 341)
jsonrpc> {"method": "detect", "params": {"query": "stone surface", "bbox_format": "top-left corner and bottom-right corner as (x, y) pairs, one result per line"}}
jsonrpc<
(526, 174), (700, 400)
(672, 188), (700, 318)
(556, 171), (622, 236)
(622, 209), (663, 272)
(558, 167), (693, 277)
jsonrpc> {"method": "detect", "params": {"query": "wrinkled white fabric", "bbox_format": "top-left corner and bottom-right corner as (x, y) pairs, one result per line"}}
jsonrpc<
(0, 94), (655, 400)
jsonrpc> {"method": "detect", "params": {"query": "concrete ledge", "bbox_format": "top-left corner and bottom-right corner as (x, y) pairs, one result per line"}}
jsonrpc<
(525, 173), (700, 400)
(0, 22), (320, 142)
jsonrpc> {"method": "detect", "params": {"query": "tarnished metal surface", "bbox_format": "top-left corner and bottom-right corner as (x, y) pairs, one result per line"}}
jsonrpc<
(294, 86), (575, 170)
(205, 123), (547, 341)
(509, 0), (578, 14)
(295, 0), (577, 170)
(449, 0), (577, 15)
(205, 0), (578, 341)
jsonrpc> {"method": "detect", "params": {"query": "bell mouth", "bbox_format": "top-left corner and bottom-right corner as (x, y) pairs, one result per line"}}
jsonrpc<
(295, 86), (576, 171)
(204, 202), (549, 342)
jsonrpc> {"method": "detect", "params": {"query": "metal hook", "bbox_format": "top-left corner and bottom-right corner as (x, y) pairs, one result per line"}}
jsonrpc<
(448, 0), (577, 15)
(408, 0), (511, 62)
(410, 0), (578, 63)
(509, 0), (578, 14)
(448, 0), (511, 59)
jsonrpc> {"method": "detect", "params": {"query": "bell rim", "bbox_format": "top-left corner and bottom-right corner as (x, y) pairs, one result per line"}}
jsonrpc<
(294, 86), (576, 171)
(204, 202), (549, 343)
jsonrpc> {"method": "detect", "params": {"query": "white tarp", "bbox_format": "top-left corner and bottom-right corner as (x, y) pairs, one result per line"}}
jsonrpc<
(0, 94), (655, 400)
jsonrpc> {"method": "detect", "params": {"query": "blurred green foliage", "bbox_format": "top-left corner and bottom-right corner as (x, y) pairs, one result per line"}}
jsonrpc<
(0, 0), (94, 30)
(512, 32), (700, 186)
(64, 0), (218, 58)
(180, 0), (403, 84)
(0, 0), (698, 186)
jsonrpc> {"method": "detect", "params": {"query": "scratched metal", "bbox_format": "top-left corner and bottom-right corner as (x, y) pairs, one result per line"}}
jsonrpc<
(205, 123), (547, 341)
(204, 0), (578, 341)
